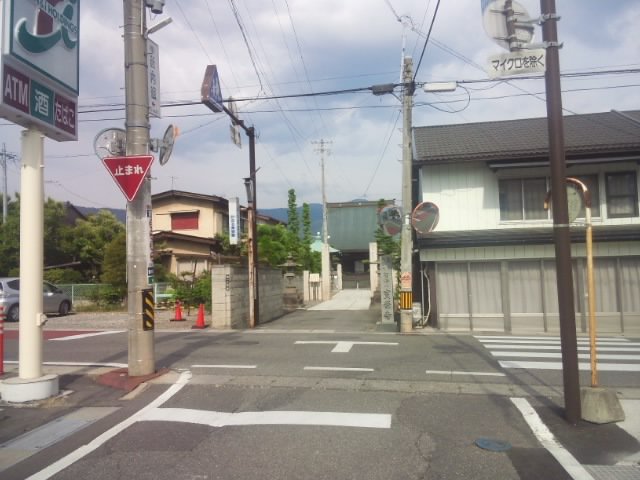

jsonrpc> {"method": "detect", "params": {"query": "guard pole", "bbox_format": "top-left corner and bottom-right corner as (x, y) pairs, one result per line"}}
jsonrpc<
(124, 0), (155, 376)
(540, 0), (581, 424)
(1, 306), (4, 374)
(585, 204), (598, 387)
(19, 129), (45, 380)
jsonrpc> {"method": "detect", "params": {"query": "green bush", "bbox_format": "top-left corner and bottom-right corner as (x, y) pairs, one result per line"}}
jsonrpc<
(45, 268), (84, 284)
(169, 271), (211, 311)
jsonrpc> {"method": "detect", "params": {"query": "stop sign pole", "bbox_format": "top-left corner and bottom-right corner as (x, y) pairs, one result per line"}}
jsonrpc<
(123, 0), (155, 377)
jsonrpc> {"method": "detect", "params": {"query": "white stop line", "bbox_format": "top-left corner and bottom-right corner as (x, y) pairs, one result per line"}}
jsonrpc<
(295, 340), (398, 353)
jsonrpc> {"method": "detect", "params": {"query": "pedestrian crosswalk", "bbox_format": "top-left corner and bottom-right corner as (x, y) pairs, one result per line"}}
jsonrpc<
(475, 335), (640, 372)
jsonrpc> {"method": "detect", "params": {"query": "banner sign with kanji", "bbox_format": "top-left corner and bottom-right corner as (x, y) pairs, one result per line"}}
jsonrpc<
(102, 155), (153, 202)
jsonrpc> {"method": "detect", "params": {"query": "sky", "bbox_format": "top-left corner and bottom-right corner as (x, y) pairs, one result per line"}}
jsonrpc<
(1, 0), (639, 211)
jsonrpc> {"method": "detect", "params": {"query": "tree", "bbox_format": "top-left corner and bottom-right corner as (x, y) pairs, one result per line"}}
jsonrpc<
(375, 199), (400, 269)
(64, 210), (126, 281)
(0, 196), (76, 276)
(299, 202), (318, 271)
(287, 188), (299, 241)
(101, 231), (127, 300)
(0, 195), (20, 275)
(257, 224), (290, 267)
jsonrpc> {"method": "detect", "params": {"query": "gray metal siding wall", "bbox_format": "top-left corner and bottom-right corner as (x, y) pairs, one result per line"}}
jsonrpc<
(435, 257), (640, 334)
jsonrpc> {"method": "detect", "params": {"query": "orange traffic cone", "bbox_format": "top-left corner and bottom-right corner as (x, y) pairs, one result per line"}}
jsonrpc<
(171, 300), (184, 322)
(192, 303), (208, 329)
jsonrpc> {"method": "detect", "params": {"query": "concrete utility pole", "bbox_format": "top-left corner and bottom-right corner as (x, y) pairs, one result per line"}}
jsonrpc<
(313, 139), (332, 300)
(123, 0), (155, 376)
(540, 0), (581, 424)
(399, 56), (414, 333)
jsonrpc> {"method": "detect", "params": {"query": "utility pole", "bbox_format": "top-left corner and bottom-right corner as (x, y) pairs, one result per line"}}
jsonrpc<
(244, 128), (259, 328)
(123, 0), (155, 376)
(399, 56), (414, 333)
(540, 0), (581, 424)
(313, 139), (332, 300)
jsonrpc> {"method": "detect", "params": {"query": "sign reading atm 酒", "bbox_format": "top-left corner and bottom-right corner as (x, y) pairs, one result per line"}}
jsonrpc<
(0, 0), (79, 141)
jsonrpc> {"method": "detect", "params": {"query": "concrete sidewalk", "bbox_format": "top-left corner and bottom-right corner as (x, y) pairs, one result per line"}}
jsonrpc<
(308, 289), (372, 311)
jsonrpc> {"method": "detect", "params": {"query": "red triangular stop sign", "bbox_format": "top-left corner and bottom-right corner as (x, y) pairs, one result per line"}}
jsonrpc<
(102, 155), (154, 202)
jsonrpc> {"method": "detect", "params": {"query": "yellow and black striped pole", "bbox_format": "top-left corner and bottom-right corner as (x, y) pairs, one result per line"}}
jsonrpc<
(399, 290), (413, 310)
(142, 288), (154, 331)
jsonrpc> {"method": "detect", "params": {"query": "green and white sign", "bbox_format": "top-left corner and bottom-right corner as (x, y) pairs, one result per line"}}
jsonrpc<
(0, 0), (79, 141)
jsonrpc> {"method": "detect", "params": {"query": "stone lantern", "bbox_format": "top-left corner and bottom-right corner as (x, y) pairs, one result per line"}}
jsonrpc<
(280, 254), (302, 309)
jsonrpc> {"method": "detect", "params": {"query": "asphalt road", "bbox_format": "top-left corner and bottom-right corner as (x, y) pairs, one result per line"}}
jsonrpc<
(2, 303), (640, 479)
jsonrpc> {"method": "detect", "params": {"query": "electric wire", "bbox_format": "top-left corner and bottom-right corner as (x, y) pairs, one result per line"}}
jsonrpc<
(227, 0), (264, 92)
(412, 0), (441, 82)
(361, 108), (401, 199)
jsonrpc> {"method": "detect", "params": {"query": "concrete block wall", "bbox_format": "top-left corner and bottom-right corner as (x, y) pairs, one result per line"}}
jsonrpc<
(211, 265), (285, 329)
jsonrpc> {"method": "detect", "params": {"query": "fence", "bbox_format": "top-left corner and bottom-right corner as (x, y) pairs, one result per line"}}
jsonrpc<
(58, 283), (174, 307)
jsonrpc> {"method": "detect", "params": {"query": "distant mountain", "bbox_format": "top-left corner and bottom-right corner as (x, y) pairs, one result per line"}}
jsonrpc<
(77, 206), (126, 223)
(259, 203), (323, 237)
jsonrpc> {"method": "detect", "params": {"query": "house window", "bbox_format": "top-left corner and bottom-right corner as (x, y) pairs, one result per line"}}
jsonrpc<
(499, 178), (548, 221)
(606, 171), (638, 218)
(171, 211), (199, 230)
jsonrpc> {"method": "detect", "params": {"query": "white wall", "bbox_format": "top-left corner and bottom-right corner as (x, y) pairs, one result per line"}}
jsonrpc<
(419, 162), (500, 231)
(418, 161), (640, 232)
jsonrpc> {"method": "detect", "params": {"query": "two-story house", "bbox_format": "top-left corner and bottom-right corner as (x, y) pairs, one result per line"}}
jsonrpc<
(413, 110), (640, 335)
(152, 190), (229, 278)
(152, 190), (285, 278)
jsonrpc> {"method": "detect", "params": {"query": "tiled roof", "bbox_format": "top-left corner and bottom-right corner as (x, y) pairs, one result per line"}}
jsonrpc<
(152, 190), (228, 205)
(413, 110), (640, 164)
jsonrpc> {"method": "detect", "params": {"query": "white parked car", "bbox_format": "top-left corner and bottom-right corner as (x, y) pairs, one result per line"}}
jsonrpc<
(0, 277), (72, 322)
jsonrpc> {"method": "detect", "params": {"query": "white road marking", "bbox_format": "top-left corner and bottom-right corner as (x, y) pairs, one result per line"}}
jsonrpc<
(477, 336), (640, 373)
(27, 371), (193, 480)
(483, 345), (640, 352)
(426, 370), (506, 377)
(140, 407), (391, 429)
(492, 352), (640, 361)
(478, 339), (640, 346)
(304, 366), (374, 372)
(511, 397), (594, 480)
(191, 364), (257, 369)
(499, 361), (640, 371)
(49, 331), (125, 341)
(479, 336), (629, 342)
(295, 340), (398, 353)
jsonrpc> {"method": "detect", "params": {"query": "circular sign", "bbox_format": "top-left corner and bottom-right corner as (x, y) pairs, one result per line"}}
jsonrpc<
(482, 0), (534, 51)
(93, 128), (126, 160)
(379, 206), (402, 236)
(411, 202), (439, 234)
(159, 124), (178, 166)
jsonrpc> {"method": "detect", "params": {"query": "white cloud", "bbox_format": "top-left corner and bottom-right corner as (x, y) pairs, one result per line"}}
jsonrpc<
(0, 0), (637, 210)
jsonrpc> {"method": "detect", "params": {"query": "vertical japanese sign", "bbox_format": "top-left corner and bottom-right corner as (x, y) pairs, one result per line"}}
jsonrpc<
(228, 197), (240, 245)
(380, 255), (394, 325)
(0, 0), (79, 141)
(147, 38), (161, 118)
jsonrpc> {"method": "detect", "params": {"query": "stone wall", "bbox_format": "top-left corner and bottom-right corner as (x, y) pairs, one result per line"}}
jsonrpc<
(211, 265), (285, 329)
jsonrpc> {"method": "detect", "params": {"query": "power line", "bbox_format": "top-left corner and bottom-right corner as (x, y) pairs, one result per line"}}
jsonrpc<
(413, 0), (441, 82)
